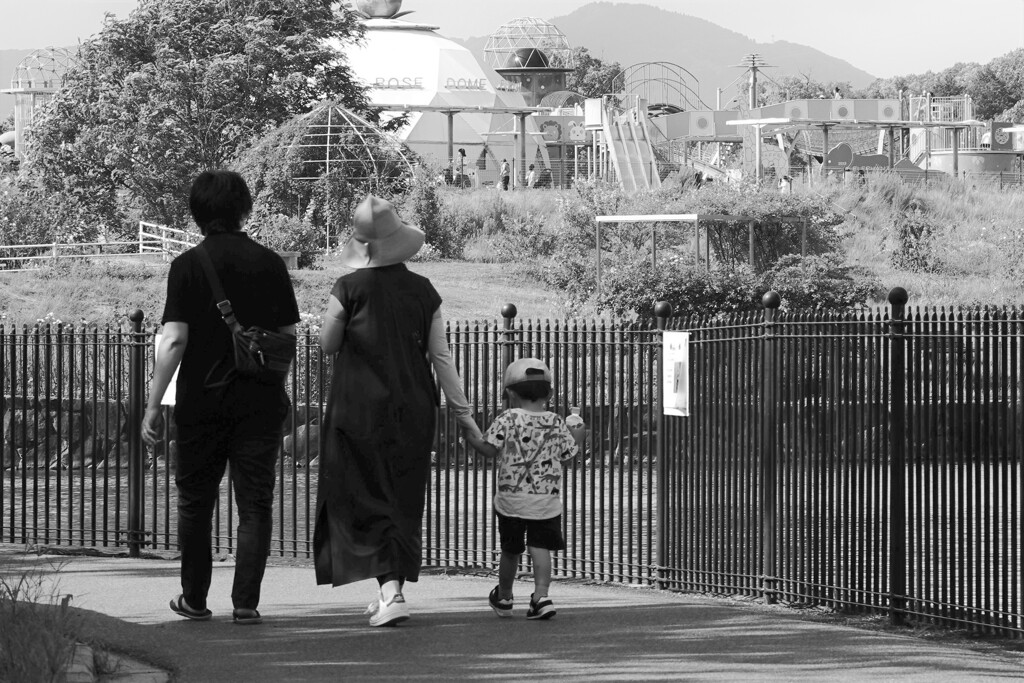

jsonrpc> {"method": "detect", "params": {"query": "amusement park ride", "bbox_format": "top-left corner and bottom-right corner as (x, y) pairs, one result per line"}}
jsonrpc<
(3, 0), (1019, 193)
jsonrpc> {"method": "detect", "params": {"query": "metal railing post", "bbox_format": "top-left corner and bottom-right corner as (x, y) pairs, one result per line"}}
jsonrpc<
(127, 309), (146, 558)
(887, 287), (909, 625)
(500, 304), (517, 407)
(761, 291), (781, 604)
(654, 300), (672, 590)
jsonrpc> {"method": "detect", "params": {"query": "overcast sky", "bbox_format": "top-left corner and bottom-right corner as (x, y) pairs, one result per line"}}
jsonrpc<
(6, 0), (1024, 78)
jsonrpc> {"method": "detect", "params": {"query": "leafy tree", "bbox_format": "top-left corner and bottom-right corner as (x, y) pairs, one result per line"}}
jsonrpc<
(558, 47), (622, 99)
(756, 74), (860, 106)
(28, 0), (368, 234)
(958, 64), (1016, 120)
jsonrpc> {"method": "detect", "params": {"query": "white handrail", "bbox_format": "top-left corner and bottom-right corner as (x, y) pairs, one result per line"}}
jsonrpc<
(137, 221), (198, 259)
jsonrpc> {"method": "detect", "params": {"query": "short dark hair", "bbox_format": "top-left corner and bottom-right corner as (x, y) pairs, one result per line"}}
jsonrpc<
(505, 380), (551, 402)
(189, 170), (253, 235)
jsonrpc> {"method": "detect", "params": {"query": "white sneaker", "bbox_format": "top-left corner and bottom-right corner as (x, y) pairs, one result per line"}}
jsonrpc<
(368, 593), (410, 627)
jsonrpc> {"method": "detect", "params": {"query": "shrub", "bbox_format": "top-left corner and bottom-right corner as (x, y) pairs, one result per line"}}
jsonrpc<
(593, 252), (881, 318)
(405, 168), (446, 254)
(888, 207), (942, 273)
(758, 253), (882, 309)
(488, 212), (558, 263)
(409, 242), (441, 263)
(247, 209), (323, 269)
(597, 258), (761, 318)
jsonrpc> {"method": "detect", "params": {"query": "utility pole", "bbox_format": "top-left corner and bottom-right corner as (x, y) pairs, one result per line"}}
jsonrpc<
(732, 54), (773, 110)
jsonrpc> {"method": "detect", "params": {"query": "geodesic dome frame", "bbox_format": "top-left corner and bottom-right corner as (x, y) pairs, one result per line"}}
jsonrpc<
(483, 17), (575, 71)
(10, 47), (77, 90)
(284, 103), (417, 189)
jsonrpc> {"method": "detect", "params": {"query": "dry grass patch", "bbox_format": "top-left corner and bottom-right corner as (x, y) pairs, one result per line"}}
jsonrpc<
(0, 562), (82, 683)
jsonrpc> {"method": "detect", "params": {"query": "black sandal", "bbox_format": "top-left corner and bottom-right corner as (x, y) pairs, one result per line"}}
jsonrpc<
(169, 594), (212, 621)
(233, 608), (263, 625)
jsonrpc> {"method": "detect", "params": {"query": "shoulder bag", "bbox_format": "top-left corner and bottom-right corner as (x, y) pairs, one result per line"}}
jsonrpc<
(195, 244), (297, 388)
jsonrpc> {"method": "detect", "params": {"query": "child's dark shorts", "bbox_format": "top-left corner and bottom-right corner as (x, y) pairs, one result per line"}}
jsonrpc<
(496, 512), (566, 554)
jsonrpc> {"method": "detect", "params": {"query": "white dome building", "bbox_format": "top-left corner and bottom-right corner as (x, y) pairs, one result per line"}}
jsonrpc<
(339, 0), (550, 187)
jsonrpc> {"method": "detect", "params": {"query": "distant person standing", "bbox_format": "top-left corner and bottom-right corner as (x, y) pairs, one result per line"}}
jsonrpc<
(526, 164), (537, 188)
(500, 159), (511, 190)
(833, 86), (842, 100)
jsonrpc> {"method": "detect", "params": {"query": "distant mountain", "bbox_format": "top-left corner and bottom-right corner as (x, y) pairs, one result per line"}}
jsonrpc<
(452, 2), (876, 107)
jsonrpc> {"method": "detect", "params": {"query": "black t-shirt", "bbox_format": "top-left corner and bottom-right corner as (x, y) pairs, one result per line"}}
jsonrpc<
(161, 231), (300, 426)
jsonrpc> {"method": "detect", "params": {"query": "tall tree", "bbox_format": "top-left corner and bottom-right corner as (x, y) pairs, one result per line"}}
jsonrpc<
(560, 47), (622, 99)
(28, 0), (368, 232)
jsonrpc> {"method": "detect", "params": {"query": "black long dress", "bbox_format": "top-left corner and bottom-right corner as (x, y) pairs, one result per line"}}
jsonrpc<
(313, 264), (441, 587)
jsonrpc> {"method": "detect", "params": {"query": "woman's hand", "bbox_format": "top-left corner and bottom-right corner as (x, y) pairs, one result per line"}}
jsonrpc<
(142, 406), (163, 447)
(466, 433), (497, 458)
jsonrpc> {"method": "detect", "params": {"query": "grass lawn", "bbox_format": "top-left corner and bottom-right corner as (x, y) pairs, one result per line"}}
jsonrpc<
(0, 256), (572, 327)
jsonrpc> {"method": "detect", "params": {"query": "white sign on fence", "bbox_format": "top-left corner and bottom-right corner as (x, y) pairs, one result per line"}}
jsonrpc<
(663, 331), (690, 417)
(154, 334), (179, 406)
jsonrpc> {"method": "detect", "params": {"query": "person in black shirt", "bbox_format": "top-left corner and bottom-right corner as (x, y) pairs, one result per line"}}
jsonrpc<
(142, 170), (300, 625)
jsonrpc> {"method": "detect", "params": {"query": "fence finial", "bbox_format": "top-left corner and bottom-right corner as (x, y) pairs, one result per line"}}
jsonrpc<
(654, 301), (671, 330)
(129, 309), (144, 324)
(501, 303), (517, 320)
(761, 291), (781, 309)
(887, 287), (909, 307)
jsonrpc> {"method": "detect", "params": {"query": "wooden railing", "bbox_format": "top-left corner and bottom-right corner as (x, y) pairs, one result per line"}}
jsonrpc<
(0, 223), (199, 272)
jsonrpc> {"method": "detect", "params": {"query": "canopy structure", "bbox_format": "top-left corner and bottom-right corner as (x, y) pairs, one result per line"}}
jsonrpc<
(594, 213), (805, 296)
(284, 103), (416, 186)
(728, 117), (989, 181)
(340, 13), (553, 187)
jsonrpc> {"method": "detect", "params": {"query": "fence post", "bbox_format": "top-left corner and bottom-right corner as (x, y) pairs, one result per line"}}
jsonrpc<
(761, 291), (781, 604)
(500, 305), (518, 410)
(500, 304), (517, 370)
(654, 300), (672, 590)
(887, 287), (908, 626)
(127, 309), (146, 558)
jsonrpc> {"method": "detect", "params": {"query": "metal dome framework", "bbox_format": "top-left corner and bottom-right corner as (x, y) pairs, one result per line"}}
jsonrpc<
(11, 47), (77, 90)
(483, 17), (575, 71)
(284, 103), (417, 189)
(2, 47), (80, 160)
(608, 62), (711, 112)
(538, 90), (585, 111)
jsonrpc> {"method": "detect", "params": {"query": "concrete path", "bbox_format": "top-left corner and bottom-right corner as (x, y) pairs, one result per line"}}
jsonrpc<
(1, 545), (1022, 682)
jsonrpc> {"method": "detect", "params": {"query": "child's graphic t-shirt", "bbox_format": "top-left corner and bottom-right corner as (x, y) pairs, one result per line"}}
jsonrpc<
(483, 408), (578, 519)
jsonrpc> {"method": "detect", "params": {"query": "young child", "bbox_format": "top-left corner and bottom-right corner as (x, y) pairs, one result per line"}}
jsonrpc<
(467, 358), (586, 620)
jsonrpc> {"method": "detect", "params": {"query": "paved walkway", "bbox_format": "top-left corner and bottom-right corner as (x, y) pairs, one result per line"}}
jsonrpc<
(1, 545), (1022, 682)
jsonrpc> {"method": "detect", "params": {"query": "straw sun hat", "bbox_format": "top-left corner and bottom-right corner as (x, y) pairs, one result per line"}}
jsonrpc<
(338, 195), (425, 269)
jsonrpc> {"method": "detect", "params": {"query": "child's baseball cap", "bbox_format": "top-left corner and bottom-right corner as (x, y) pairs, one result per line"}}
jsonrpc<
(503, 357), (552, 389)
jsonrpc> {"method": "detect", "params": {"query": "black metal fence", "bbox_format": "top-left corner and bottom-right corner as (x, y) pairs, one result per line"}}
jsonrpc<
(1, 292), (1022, 636)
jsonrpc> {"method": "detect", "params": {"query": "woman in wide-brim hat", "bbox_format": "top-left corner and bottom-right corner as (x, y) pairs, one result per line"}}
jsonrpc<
(313, 195), (482, 627)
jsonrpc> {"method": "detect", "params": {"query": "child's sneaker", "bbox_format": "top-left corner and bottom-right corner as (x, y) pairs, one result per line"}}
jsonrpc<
(489, 585), (513, 617)
(526, 594), (556, 620)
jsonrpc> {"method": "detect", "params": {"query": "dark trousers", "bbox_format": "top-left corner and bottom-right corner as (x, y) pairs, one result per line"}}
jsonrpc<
(175, 412), (283, 611)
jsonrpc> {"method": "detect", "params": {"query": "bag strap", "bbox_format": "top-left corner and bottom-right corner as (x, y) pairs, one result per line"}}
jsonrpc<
(195, 243), (243, 334)
(194, 243), (241, 389)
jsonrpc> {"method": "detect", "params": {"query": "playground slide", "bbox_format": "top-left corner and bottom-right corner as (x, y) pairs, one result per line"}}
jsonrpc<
(602, 100), (662, 192)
